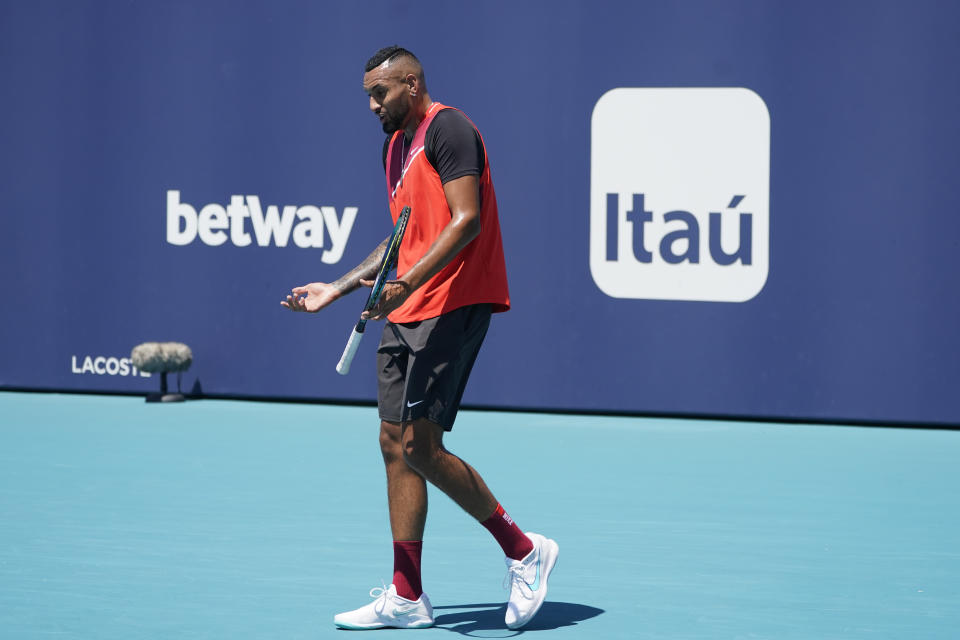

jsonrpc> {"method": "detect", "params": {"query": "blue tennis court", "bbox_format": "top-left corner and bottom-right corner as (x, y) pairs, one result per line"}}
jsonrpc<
(1, 391), (957, 638)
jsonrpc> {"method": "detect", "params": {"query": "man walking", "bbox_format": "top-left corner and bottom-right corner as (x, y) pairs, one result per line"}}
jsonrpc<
(283, 46), (557, 631)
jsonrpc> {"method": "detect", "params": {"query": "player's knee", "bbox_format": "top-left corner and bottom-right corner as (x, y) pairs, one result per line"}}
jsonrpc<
(379, 421), (402, 463)
(401, 435), (439, 474)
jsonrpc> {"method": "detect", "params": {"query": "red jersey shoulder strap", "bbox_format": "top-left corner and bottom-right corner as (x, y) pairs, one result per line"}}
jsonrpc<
(385, 102), (447, 199)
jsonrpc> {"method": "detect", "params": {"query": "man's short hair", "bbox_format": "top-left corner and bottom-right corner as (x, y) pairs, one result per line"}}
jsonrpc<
(365, 46), (421, 73)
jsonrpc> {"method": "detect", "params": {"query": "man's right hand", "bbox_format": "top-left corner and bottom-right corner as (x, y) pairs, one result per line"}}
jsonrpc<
(282, 282), (342, 313)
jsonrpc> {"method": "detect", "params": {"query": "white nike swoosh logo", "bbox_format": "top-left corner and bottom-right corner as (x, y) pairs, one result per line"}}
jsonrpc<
(406, 400), (424, 408)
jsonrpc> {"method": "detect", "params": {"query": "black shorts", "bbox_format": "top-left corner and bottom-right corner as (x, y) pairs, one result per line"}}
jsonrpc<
(377, 304), (491, 430)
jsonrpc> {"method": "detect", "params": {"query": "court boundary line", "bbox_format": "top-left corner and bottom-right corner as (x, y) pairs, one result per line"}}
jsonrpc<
(3, 385), (958, 431)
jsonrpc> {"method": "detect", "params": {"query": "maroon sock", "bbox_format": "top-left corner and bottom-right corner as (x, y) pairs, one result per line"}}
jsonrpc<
(392, 540), (423, 601)
(480, 503), (534, 561)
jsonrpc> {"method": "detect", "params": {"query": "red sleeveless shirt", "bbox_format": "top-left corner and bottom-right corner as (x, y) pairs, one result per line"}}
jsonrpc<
(384, 102), (510, 323)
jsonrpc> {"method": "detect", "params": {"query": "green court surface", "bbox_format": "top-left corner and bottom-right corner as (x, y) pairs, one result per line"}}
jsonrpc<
(1, 391), (957, 638)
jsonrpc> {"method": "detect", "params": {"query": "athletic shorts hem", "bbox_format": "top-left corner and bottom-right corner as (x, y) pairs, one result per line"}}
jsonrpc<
(377, 409), (455, 431)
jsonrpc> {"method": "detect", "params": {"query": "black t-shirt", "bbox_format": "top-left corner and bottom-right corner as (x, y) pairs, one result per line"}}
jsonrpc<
(382, 108), (485, 183)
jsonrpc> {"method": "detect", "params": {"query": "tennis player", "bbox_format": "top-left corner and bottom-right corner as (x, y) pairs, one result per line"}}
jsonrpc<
(282, 46), (558, 630)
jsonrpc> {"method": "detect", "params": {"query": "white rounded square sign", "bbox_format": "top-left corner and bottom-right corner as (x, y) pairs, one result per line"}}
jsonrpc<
(590, 88), (770, 302)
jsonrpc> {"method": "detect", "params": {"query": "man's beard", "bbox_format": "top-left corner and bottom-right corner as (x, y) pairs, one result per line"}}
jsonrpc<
(380, 102), (409, 134)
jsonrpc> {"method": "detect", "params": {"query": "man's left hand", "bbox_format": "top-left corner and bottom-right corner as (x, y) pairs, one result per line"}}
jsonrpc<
(360, 279), (412, 320)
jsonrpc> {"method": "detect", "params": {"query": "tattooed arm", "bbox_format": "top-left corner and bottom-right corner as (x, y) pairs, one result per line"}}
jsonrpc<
(282, 237), (389, 313)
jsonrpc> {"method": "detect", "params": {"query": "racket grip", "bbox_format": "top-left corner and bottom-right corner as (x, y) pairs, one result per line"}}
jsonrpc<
(336, 327), (364, 375)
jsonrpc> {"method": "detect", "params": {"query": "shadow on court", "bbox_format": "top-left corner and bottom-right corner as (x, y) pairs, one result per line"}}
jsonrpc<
(432, 602), (604, 635)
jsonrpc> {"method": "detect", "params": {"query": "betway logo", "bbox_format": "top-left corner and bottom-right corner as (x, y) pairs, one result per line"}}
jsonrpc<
(166, 190), (358, 264)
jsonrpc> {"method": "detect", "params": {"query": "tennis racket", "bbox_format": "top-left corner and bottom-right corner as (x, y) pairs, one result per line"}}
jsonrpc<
(336, 205), (411, 375)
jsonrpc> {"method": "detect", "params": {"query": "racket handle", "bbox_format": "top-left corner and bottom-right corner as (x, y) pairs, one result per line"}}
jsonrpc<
(336, 327), (364, 375)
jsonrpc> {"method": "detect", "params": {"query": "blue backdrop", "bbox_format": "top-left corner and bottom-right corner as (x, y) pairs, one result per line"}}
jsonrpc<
(2, 0), (958, 426)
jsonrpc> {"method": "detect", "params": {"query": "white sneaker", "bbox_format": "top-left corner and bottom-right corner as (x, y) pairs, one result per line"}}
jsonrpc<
(503, 532), (559, 629)
(333, 584), (434, 630)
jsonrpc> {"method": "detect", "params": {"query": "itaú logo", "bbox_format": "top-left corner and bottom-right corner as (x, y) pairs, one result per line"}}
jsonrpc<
(590, 88), (770, 302)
